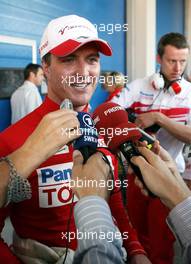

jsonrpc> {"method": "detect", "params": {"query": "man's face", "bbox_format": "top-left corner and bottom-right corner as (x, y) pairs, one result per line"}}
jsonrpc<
(43, 43), (100, 111)
(157, 45), (189, 81)
(102, 81), (116, 93)
(34, 68), (44, 86)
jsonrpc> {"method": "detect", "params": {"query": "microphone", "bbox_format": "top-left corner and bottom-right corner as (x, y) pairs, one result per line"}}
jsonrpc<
(60, 98), (73, 110)
(73, 112), (98, 163)
(60, 99), (98, 163)
(92, 102), (155, 196)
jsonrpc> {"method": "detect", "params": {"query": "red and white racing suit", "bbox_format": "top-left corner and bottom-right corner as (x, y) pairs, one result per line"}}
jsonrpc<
(0, 96), (146, 263)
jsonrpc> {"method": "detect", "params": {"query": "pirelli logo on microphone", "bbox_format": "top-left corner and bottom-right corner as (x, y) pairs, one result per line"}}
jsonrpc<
(37, 162), (78, 208)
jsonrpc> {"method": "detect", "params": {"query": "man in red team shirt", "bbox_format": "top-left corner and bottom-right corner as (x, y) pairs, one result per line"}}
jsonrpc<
(0, 15), (151, 263)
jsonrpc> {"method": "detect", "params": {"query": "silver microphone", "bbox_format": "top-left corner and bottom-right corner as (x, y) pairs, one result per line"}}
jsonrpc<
(60, 98), (73, 110)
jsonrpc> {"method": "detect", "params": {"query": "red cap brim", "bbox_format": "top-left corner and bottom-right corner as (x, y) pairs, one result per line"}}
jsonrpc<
(50, 39), (112, 57)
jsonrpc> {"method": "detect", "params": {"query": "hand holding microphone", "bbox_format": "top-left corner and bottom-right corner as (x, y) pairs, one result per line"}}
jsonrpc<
(126, 108), (160, 138)
(131, 146), (191, 209)
(93, 102), (156, 197)
(61, 99), (98, 163)
(73, 112), (98, 163)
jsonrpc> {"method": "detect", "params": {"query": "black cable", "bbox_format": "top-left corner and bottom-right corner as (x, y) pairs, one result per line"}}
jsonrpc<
(96, 150), (115, 194)
(97, 150), (125, 197)
(117, 152), (128, 206)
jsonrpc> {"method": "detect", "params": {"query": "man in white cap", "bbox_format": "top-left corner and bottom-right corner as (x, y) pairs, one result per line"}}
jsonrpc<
(0, 15), (150, 263)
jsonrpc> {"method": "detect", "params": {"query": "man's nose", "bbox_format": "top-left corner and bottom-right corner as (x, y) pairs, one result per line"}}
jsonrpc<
(173, 62), (182, 73)
(76, 61), (89, 77)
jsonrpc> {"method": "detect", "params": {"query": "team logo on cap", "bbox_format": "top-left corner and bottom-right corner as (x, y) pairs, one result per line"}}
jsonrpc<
(58, 25), (93, 35)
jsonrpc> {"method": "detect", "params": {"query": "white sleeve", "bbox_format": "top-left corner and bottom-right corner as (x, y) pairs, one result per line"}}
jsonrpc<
(111, 79), (143, 109)
(24, 89), (42, 114)
(167, 196), (191, 264)
(111, 86), (133, 108)
(187, 109), (191, 126)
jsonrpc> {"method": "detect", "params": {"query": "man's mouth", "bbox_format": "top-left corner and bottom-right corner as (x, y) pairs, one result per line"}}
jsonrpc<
(70, 83), (91, 89)
(171, 73), (181, 79)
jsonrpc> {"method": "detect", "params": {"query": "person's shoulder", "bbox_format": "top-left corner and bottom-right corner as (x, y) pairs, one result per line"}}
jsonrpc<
(178, 78), (191, 98)
(15, 82), (40, 101)
(25, 86), (41, 99)
(11, 82), (25, 96)
(181, 77), (191, 88)
(17, 81), (30, 90)
(16, 81), (37, 92)
(11, 81), (31, 98)
(23, 81), (38, 92)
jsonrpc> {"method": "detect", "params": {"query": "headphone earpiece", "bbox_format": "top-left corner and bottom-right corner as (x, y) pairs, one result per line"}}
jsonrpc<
(168, 81), (182, 95)
(150, 73), (182, 95)
(150, 73), (165, 90)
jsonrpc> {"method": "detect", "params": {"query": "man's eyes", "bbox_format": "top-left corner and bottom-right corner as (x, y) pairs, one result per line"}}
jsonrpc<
(180, 60), (186, 64)
(88, 56), (100, 63)
(168, 60), (176, 64)
(60, 57), (75, 63)
(59, 55), (100, 64)
(168, 60), (186, 65)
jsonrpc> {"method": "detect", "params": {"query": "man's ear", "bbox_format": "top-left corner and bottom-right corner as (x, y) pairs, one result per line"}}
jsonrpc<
(156, 54), (162, 65)
(42, 61), (50, 79)
(29, 72), (35, 78)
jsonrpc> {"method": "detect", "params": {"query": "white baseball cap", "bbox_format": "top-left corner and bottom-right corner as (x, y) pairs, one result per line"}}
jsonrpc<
(39, 15), (112, 59)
